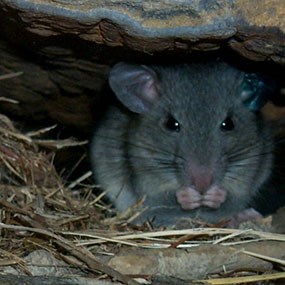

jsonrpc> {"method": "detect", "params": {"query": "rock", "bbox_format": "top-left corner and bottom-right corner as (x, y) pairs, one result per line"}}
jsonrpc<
(0, 0), (284, 130)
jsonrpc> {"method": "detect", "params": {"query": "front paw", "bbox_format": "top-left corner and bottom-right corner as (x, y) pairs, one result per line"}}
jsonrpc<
(202, 186), (227, 209)
(176, 186), (227, 210)
(176, 187), (203, 210)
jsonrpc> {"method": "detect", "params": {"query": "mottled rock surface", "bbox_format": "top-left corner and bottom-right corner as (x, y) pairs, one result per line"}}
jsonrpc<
(0, 0), (284, 130)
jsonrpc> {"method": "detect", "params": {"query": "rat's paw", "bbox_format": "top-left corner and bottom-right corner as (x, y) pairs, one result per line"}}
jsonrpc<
(227, 208), (263, 228)
(236, 208), (263, 221)
(202, 186), (227, 209)
(176, 187), (202, 210)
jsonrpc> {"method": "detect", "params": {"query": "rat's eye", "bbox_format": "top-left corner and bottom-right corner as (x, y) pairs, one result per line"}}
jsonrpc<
(165, 115), (180, 132)
(220, 116), (234, 131)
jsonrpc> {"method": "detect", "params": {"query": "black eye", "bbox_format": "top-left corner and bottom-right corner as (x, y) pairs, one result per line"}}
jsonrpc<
(166, 115), (180, 132)
(220, 116), (234, 131)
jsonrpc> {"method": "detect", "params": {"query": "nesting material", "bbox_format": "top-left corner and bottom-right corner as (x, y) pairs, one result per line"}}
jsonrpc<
(0, 111), (108, 227)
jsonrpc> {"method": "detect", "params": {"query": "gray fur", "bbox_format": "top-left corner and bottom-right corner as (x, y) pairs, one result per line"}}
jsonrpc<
(90, 61), (273, 226)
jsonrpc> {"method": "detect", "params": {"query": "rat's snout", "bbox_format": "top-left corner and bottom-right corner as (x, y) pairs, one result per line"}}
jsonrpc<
(187, 162), (213, 193)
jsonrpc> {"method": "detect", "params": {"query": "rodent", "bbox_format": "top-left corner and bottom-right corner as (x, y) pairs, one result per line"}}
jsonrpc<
(90, 60), (278, 227)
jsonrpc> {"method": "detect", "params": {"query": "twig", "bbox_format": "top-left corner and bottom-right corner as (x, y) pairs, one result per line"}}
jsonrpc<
(242, 250), (285, 266)
(0, 199), (47, 229)
(31, 139), (88, 149)
(213, 230), (252, 244)
(68, 171), (93, 189)
(196, 272), (285, 284)
(0, 97), (19, 104)
(0, 71), (23, 80)
(0, 223), (140, 285)
(25, 125), (57, 137)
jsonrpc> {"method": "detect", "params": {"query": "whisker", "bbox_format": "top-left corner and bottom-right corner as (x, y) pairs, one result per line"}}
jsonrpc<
(94, 133), (185, 161)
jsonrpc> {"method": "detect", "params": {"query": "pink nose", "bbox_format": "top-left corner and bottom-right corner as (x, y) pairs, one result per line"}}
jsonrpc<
(188, 163), (213, 193)
(192, 174), (213, 193)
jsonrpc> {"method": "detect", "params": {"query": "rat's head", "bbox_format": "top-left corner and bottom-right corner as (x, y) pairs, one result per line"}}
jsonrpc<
(109, 61), (275, 211)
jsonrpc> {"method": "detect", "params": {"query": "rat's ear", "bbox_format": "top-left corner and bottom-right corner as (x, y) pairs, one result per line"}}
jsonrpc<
(109, 62), (159, 114)
(241, 73), (277, 111)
